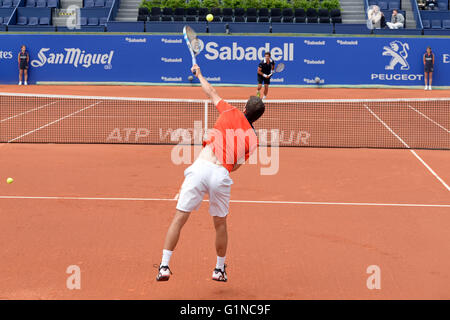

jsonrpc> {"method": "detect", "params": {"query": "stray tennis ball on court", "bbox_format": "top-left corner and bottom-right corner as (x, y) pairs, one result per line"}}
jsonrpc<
(188, 75), (194, 81)
(6, 177), (14, 184)
(206, 14), (214, 22)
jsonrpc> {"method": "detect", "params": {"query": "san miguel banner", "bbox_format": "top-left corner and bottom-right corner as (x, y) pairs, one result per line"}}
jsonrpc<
(0, 33), (449, 85)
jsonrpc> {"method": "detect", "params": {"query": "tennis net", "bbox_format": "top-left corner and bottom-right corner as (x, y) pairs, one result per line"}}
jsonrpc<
(1, 93), (449, 150)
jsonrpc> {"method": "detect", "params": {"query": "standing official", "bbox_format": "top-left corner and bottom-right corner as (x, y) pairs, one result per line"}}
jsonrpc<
(423, 46), (434, 91)
(18, 45), (29, 86)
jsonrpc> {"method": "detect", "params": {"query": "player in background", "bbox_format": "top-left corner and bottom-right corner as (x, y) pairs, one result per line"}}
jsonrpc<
(257, 52), (275, 100)
(18, 45), (29, 86)
(156, 64), (265, 283)
(423, 46), (434, 91)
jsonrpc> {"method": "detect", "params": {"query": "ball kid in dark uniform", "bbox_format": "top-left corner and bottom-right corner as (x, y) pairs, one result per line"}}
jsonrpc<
(256, 52), (275, 99)
(423, 46), (434, 91)
(18, 45), (29, 86)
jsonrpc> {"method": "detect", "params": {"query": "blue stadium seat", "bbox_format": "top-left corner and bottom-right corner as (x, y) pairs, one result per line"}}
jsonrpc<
(26, 0), (35, 6)
(149, 7), (160, 21)
(431, 19), (442, 28)
(222, 8), (233, 22)
(105, 0), (113, 6)
(282, 8), (294, 23)
(99, 16), (107, 25)
(88, 17), (98, 25)
(0, 17), (3, 24)
(258, 8), (269, 23)
(173, 7), (185, 21)
(443, 19), (450, 28)
(378, 2), (388, 10)
(437, 0), (448, 9)
(161, 7), (173, 21)
(330, 9), (342, 23)
(2, 0), (13, 7)
(270, 8), (282, 23)
(47, 0), (57, 7)
(84, 0), (94, 8)
(80, 16), (87, 25)
(246, 8), (257, 22)
(94, 0), (104, 7)
(388, 1), (400, 10)
(318, 8), (330, 23)
(39, 16), (50, 24)
(234, 7), (245, 22)
(28, 16), (38, 25)
(295, 9), (306, 23)
(36, 0), (46, 7)
(306, 8), (318, 23)
(17, 16), (27, 24)
(185, 8), (196, 21)
(13, 0), (20, 5)
(197, 7), (207, 21)
(422, 19), (430, 28)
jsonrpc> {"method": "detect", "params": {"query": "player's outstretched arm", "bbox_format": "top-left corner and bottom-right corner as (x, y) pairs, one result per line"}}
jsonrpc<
(191, 65), (221, 106)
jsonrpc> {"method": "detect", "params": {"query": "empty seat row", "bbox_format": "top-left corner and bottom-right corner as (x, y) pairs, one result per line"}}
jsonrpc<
(422, 19), (450, 28)
(138, 7), (342, 24)
(1, 0), (20, 8)
(368, 0), (401, 10)
(79, 16), (107, 25)
(0, 16), (10, 24)
(25, 0), (59, 8)
(84, 0), (114, 8)
(17, 16), (50, 25)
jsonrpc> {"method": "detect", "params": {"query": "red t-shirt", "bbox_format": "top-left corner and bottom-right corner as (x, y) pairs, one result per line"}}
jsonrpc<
(203, 100), (258, 172)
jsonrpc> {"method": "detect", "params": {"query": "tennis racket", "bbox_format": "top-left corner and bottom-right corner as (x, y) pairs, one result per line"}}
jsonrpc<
(268, 63), (285, 77)
(183, 26), (201, 75)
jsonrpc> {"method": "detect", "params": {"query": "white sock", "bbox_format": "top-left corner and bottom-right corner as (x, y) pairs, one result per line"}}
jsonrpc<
(161, 249), (173, 267)
(216, 256), (226, 271)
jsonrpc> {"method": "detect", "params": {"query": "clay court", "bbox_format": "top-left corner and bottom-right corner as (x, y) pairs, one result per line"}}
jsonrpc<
(0, 85), (449, 299)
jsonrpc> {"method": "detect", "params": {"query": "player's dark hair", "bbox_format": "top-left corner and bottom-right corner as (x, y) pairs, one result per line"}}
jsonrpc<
(244, 96), (265, 124)
(264, 52), (271, 57)
(21, 45), (26, 49)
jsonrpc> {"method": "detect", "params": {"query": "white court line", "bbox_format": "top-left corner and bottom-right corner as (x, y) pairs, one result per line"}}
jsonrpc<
(364, 105), (450, 192)
(8, 101), (103, 143)
(0, 195), (449, 208)
(0, 102), (57, 123)
(407, 105), (450, 133)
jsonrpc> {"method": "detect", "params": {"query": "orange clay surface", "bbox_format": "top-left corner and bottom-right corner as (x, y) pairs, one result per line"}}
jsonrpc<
(0, 85), (449, 299)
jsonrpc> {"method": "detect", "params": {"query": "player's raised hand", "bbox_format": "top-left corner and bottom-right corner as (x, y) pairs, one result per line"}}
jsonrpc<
(191, 64), (202, 77)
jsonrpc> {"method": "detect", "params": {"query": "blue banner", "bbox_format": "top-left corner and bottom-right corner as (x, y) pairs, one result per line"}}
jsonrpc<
(0, 33), (449, 85)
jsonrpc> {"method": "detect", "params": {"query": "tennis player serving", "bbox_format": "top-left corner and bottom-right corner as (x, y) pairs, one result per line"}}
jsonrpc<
(157, 64), (265, 282)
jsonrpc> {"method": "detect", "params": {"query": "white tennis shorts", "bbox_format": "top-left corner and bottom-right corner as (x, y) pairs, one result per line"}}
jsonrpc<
(176, 158), (233, 217)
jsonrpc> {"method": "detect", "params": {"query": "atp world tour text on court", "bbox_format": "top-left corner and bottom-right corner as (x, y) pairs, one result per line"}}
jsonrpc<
(168, 122), (281, 175)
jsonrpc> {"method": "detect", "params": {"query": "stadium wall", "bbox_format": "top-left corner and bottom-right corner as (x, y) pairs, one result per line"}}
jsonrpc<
(0, 33), (449, 86)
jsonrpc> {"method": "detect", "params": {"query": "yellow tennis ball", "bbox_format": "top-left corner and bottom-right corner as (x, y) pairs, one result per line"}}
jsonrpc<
(206, 14), (214, 22)
(6, 177), (14, 184)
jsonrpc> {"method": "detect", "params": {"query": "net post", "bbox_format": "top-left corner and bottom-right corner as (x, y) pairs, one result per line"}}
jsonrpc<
(204, 100), (208, 139)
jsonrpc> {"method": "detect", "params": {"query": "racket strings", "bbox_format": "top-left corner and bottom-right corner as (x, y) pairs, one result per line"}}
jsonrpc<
(185, 27), (200, 54)
(275, 63), (285, 73)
